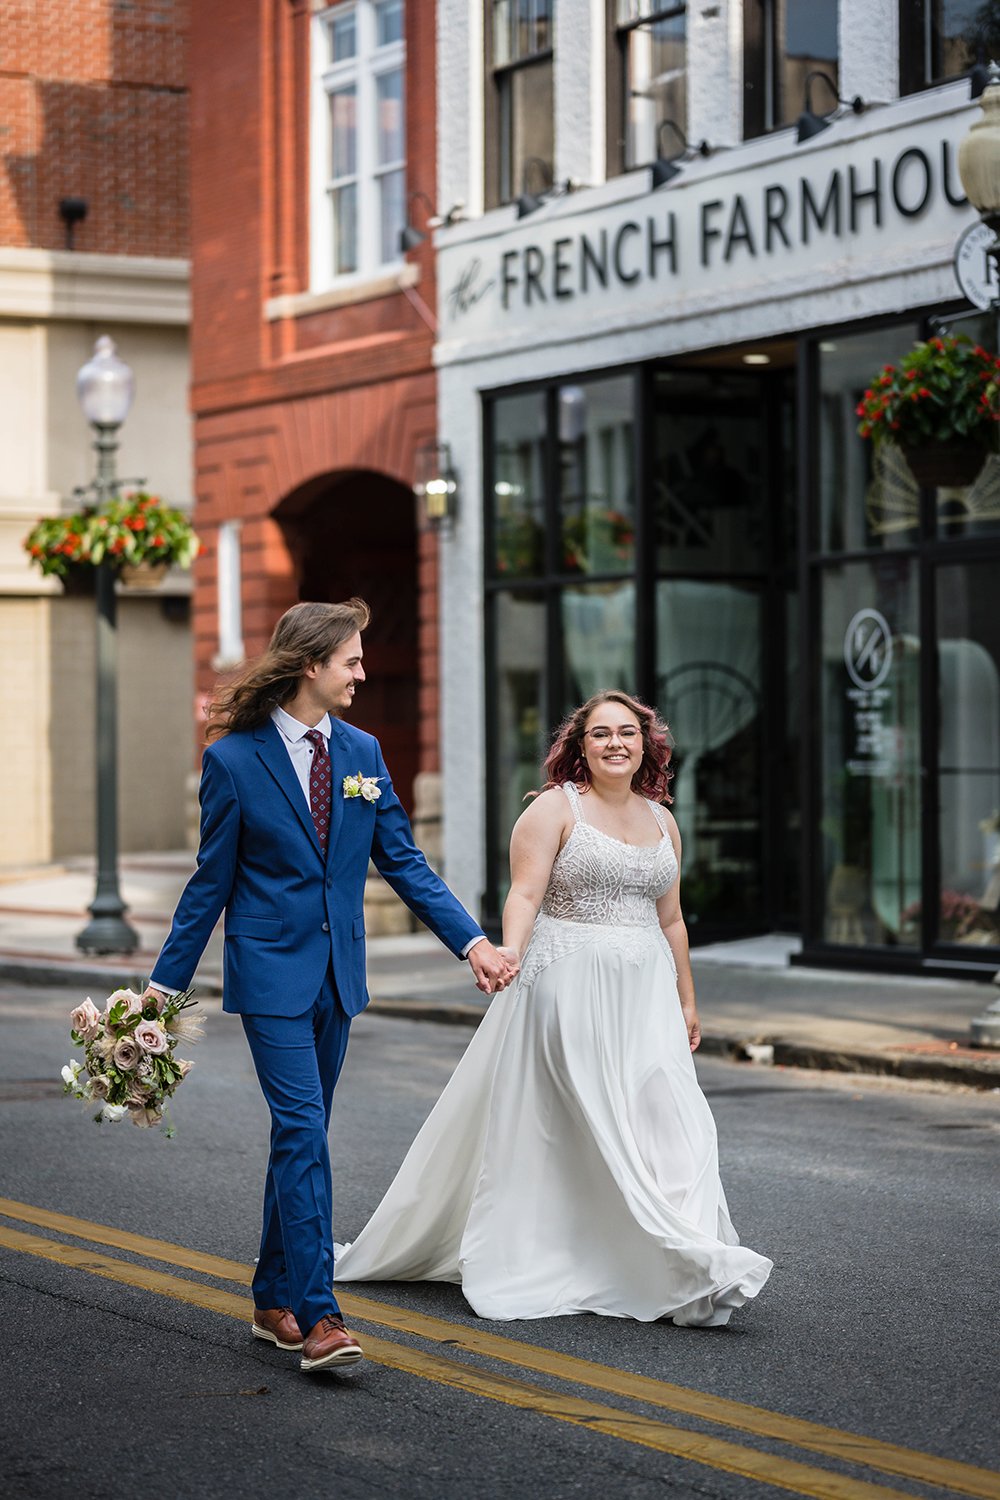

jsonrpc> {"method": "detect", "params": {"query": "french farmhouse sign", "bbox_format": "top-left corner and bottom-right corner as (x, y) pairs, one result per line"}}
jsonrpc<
(438, 106), (977, 351)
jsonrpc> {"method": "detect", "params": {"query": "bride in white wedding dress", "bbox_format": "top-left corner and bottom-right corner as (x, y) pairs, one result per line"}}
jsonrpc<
(334, 690), (772, 1326)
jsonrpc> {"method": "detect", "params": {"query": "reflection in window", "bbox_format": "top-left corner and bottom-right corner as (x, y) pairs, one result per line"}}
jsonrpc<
(492, 590), (547, 904)
(614, 1), (687, 170)
(557, 379), (635, 576)
(491, 392), (547, 579)
(899, 0), (1000, 95)
(489, 0), (554, 207)
(314, 1), (406, 285)
(819, 561), (921, 947)
(652, 371), (766, 576)
(743, 0), (838, 139)
(657, 580), (763, 928)
(562, 582), (636, 707)
(935, 564), (1000, 948)
(818, 326), (922, 555)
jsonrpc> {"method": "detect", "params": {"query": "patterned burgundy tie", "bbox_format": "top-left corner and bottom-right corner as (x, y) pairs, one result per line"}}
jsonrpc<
(304, 729), (332, 852)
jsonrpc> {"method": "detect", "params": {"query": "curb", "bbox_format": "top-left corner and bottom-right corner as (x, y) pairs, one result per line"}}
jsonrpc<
(4, 957), (998, 1090)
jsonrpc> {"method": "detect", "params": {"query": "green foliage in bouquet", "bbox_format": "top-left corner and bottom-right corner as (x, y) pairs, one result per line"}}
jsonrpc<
(24, 492), (200, 579)
(856, 335), (1000, 451)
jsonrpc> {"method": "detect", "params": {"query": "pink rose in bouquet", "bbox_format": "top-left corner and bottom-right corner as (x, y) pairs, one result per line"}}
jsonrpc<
(113, 1036), (141, 1071)
(70, 998), (102, 1042)
(135, 1020), (169, 1056)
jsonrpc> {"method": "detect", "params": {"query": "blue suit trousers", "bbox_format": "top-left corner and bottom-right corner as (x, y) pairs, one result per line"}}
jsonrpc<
(241, 969), (350, 1333)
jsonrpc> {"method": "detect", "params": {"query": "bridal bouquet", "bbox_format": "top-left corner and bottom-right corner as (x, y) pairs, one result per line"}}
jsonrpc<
(62, 986), (201, 1136)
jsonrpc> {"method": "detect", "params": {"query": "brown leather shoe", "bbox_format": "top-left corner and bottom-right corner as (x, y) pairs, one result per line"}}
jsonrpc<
(251, 1306), (304, 1351)
(300, 1314), (364, 1372)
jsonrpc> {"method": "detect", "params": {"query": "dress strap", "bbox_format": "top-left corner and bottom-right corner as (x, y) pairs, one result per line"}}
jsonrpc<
(647, 799), (669, 836)
(562, 782), (586, 824)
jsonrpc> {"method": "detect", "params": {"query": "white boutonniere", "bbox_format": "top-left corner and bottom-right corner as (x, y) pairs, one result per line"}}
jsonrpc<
(343, 771), (383, 803)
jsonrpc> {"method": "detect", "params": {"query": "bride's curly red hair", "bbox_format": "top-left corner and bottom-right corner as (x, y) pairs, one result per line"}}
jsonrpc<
(541, 690), (674, 803)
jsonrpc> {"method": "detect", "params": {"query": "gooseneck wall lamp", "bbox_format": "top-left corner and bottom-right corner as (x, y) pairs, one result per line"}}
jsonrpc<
(413, 440), (459, 532)
(650, 119), (712, 189)
(399, 189), (437, 253)
(795, 70), (866, 144)
(516, 157), (555, 219)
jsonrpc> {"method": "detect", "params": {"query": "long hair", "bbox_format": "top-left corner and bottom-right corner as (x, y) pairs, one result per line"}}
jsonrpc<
(204, 598), (371, 742)
(540, 690), (674, 803)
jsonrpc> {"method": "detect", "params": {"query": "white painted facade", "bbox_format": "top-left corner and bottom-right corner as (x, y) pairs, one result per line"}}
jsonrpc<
(432, 0), (984, 915)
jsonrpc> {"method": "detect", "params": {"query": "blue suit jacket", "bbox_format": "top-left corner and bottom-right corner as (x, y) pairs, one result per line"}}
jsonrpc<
(151, 717), (483, 1017)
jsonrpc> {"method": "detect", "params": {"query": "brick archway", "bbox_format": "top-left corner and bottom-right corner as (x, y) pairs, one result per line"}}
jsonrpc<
(275, 470), (419, 813)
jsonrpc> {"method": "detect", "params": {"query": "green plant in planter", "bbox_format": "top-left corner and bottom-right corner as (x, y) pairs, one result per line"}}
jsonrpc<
(856, 335), (1000, 481)
(24, 492), (199, 579)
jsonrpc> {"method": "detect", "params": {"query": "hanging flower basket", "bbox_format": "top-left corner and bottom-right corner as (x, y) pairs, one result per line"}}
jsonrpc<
(119, 561), (171, 589)
(857, 334), (1000, 487)
(23, 492), (199, 582)
(899, 444), (990, 489)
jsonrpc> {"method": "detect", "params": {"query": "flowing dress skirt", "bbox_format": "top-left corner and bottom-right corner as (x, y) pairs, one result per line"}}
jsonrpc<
(335, 934), (772, 1325)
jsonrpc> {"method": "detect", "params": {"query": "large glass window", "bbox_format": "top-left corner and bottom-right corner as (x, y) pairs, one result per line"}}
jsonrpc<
(487, 0), (554, 208)
(899, 1), (1000, 95)
(743, 0), (838, 139)
(817, 560), (921, 948)
(613, 1), (687, 172)
(490, 590), (548, 904)
(657, 580), (765, 930)
(935, 563), (1000, 949)
(557, 379), (635, 575)
(313, 1), (406, 285)
(490, 392), (547, 579)
(818, 325), (922, 554)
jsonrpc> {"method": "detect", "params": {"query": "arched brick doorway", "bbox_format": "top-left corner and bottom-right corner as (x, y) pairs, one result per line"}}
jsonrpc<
(275, 470), (418, 814)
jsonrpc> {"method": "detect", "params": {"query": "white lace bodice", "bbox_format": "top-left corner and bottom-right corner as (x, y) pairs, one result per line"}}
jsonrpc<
(520, 783), (679, 986)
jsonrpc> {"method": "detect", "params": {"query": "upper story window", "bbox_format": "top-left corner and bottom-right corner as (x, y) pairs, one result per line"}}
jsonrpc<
(609, 2), (687, 176)
(485, 0), (554, 209)
(312, 0), (406, 286)
(899, 2), (1000, 95)
(743, 0), (838, 140)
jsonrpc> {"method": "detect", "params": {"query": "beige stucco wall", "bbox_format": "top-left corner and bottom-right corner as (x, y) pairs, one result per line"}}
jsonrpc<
(0, 254), (193, 867)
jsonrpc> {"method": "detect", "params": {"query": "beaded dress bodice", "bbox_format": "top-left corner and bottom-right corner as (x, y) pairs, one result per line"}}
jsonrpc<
(520, 783), (679, 986)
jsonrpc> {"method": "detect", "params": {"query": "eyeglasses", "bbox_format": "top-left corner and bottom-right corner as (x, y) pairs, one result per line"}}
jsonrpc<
(585, 727), (641, 743)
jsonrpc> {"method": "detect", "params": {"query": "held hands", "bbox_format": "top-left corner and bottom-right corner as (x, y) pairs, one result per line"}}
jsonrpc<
(468, 940), (520, 996)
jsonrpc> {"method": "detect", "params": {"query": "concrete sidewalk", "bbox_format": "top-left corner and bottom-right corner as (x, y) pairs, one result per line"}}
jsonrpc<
(1, 852), (999, 1090)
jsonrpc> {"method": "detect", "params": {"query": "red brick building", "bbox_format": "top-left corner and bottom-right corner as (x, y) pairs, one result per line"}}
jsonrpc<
(188, 0), (440, 857)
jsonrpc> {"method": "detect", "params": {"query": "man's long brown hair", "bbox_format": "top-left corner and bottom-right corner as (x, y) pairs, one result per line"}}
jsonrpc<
(204, 598), (371, 742)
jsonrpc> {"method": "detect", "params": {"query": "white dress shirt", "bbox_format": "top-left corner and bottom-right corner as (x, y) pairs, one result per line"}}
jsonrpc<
(271, 704), (331, 808)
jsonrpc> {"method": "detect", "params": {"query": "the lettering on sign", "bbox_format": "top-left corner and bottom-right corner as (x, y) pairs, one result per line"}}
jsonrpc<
(444, 136), (969, 323)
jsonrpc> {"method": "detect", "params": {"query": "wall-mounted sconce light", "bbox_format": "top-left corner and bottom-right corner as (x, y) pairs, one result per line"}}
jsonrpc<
(795, 71), (866, 144)
(399, 189), (437, 253)
(517, 157), (555, 218)
(650, 120), (713, 189)
(59, 196), (88, 250)
(414, 440), (459, 531)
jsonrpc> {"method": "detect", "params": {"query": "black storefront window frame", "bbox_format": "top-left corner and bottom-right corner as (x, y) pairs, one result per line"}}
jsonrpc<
(482, 358), (798, 937)
(898, 2), (1000, 99)
(796, 302), (1000, 979)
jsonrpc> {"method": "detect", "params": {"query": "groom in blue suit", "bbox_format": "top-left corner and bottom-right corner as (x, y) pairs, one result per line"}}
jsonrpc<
(145, 599), (513, 1373)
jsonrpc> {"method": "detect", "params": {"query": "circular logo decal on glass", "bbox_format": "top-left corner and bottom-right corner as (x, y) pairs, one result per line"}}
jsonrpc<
(844, 608), (893, 690)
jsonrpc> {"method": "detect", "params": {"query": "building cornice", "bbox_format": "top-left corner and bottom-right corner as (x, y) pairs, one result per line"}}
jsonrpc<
(0, 248), (190, 325)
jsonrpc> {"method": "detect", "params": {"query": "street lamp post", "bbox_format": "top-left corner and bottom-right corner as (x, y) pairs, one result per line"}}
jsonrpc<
(958, 66), (1000, 1045)
(75, 336), (140, 956)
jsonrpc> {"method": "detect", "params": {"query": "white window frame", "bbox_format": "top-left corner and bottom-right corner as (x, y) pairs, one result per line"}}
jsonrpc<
(311, 1), (406, 292)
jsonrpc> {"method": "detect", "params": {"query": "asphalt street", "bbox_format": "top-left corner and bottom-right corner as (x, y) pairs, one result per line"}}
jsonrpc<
(0, 980), (998, 1500)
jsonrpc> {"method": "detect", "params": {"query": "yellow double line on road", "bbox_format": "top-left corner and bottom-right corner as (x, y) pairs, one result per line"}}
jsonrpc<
(0, 1196), (996, 1500)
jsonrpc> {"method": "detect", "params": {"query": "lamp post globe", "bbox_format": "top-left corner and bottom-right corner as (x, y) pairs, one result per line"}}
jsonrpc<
(76, 335), (136, 430)
(74, 336), (140, 957)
